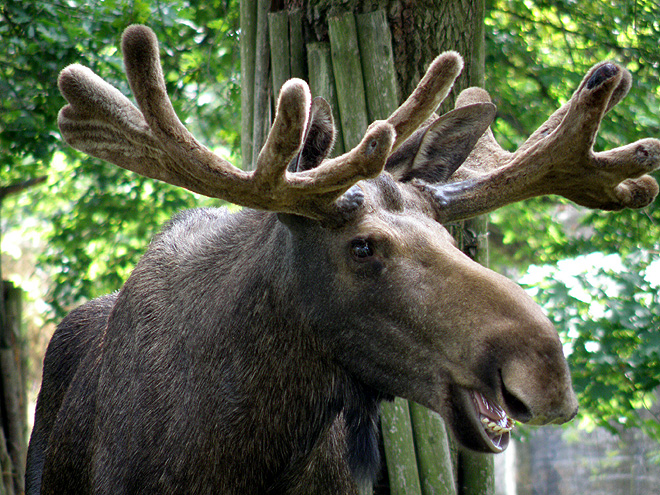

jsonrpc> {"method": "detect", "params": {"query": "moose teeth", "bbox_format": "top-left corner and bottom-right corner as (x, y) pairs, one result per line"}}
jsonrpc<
(472, 391), (515, 439)
(481, 416), (514, 435)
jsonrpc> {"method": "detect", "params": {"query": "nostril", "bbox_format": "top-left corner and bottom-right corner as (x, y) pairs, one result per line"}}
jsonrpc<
(502, 385), (533, 423)
(500, 372), (532, 423)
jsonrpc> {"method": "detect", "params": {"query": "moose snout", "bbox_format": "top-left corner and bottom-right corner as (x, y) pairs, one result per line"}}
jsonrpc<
(525, 391), (579, 426)
(499, 342), (579, 427)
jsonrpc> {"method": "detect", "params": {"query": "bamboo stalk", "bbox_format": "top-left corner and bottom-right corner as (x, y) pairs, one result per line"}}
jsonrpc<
(327, 12), (369, 150)
(268, 11), (290, 98)
(306, 42), (345, 157)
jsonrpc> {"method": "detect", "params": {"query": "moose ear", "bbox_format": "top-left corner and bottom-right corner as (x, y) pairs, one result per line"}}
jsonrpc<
(386, 102), (497, 183)
(289, 96), (336, 172)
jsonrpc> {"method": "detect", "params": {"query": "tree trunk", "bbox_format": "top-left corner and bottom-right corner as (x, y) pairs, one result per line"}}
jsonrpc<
(241, 2), (489, 493)
(297, 0), (484, 105)
(0, 282), (25, 495)
(0, 180), (44, 495)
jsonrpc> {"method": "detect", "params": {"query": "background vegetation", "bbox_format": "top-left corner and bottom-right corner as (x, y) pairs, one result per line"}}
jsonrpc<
(1, 0), (659, 441)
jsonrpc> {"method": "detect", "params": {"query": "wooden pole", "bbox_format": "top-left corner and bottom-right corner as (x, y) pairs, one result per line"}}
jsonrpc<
(458, 450), (495, 495)
(410, 403), (458, 495)
(250, 0), (271, 169)
(355, 10), (398, 122)
(381, 398), (423, 495)
(268, 11), (290, 98)
(306, 42), (345, 156)
(0, 283), (24, 495)
(288, 10), (306, 80)
(327, 13), (369, 150)
(239, 0), (257, 168)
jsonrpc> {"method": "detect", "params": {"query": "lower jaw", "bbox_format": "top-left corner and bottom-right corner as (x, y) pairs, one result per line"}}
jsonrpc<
(470, 390), (515, 453)
(428, 385), (515, 453)
(483, 429), (510, 452)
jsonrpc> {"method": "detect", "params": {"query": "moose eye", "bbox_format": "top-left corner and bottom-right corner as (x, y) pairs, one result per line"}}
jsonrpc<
(350, 239), (374, 261)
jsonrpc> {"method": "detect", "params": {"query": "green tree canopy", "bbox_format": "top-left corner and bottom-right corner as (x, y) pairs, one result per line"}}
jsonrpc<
(486, 0), (660, 266)
(1, 0), (240, 314)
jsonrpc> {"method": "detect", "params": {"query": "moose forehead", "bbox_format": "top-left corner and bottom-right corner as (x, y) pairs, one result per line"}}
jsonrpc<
(351, 174), (433, 215)
(347, 174), (456, 245)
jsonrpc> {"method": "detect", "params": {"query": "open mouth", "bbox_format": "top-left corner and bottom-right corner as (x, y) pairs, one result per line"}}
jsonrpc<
(470, 391), (515, 452)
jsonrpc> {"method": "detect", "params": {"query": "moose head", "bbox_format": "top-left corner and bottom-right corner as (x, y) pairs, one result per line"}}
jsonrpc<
(28, 25), (659, 494)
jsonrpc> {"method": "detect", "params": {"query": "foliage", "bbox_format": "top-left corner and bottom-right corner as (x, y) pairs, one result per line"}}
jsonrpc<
(485, 0), (660, 268)
(486, 0), (660, 150)
(486, 0), (660, 438)
(522, 251), (660, 440)
(1, 0), (240, 316)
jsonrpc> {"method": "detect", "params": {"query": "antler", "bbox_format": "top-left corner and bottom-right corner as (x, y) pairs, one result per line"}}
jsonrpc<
(422, 62), (660, 223)
(58, 25), (463, 220)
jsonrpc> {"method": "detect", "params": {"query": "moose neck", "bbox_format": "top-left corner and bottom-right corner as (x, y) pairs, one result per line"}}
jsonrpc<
(101, 206), (384, 489)
(230, 209), (386, 484)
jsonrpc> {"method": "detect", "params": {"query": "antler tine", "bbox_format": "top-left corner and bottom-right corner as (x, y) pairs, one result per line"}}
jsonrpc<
(120, 26), (255, 199)
(423, 61), (660, 223)
(57, 64), (161, 177)
(254, 79), (310, 184)
(58, 25), (398, 219)
(517, 62), (631, 156)
(58, 62), (259, 201)
(124, 26), (312, 196)
(387, 52), (464, 152)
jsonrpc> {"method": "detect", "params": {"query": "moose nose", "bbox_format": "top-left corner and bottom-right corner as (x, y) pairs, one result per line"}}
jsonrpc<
(519, 386), (579, 426)
(526, 402), (579, 426)
(500, 375), (578, 426)
(499, 341), (579, 427)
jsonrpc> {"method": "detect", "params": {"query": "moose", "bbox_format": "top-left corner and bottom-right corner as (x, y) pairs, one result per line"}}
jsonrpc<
(26, 25), (659, 494)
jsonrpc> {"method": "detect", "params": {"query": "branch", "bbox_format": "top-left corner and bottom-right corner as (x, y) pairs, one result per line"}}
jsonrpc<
(493, 8), (632, 55)
(0, 176), (47, 201)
